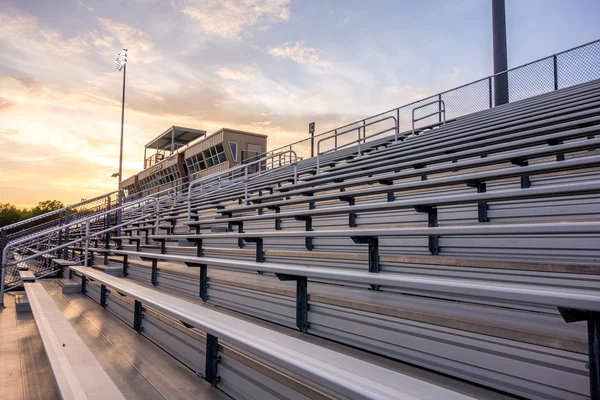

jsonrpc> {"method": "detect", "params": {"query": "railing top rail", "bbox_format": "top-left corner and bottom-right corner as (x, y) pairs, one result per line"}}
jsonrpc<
(263, 38), (600, 157)
(188, 149), (297, 190)
(317, 115), (397, 148)
(1, 194), (160, 265)
(0, 190), (120, 233)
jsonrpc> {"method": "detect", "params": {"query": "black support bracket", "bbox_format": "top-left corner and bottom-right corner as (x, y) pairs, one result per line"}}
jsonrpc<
(466, 181), (489, 223)
(339, 195), (357, 227)
(155, 239), (166, 254)
(378, 179), (395, 202)
(81, 275), (87, 293)
(558, 308), (600, 400)
(122, 254), (129, 277)
(198, 264), (208, 301)
(228, 221), (244, 248)
(511, 158), (531, 189)
(414, 205), (439, 255)
(151, 259), (158, 286)
(351, 236), (381, 291)
(244, 238), (264, 262)
(188, 238), (204, 257)
(351, 236), (380, 273)
(205, 333), (220, 386)
(133, 300), (143, 333)
(275, 274), (309, 333)
(268, 206), (282, 230)
(100, 284), (108, 308)
(294, 216), (313, 250)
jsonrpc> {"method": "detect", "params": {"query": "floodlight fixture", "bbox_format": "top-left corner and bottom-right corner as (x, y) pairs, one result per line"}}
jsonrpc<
(116, 49), (128, 71)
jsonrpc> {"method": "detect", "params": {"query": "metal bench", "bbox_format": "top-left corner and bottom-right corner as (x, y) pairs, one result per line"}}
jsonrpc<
(69, 265), (475, 400)
(24, 282), (125, 399)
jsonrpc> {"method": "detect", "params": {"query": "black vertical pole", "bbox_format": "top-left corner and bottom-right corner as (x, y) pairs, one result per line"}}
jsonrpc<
(492, 0), (509, 106)
(118, 63), (126, 186)
(309, 122), (315, 158)
(589, 312), (600, 400)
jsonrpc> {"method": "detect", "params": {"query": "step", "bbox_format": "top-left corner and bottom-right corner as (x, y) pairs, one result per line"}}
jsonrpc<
(15, 294), (30, 313)
(59, 278), (82, 294)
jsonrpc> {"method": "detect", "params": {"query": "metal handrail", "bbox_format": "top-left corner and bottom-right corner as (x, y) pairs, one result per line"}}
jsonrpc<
(187, 150), (298, 220)
(0, 195), (161, 304)
(0, 190), (120, 234)
(258, 38), (600, 161)
(412, 100), (446, 135)
(316, 116), (398, 173)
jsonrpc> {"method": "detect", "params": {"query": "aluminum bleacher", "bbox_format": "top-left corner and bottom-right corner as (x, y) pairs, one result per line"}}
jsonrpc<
(2, 41), (600, 400)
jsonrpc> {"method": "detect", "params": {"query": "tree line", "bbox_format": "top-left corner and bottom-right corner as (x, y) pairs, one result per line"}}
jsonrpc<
(0, 200), (65, 228)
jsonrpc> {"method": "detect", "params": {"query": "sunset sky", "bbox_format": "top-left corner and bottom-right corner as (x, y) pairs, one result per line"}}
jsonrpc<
(0, 0), (599, 207)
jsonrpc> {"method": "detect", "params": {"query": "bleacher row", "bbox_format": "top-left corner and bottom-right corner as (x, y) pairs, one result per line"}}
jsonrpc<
(5, 78), (600, 400)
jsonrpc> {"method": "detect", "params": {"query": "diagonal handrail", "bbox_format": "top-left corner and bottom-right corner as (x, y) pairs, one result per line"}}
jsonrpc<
(0, 194), (161, 305)
(186, 150), (298, 220)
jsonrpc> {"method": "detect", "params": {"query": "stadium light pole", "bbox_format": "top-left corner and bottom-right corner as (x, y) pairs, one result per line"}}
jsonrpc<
(116, 49), (128, 187)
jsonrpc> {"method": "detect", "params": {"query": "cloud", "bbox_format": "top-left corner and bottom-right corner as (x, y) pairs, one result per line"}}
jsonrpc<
(268, 41), (334, 74)
(0, 128), (18, 135)
(96, 18), (162, 64)
(0, 97), (14, 112)
(173, 0), (291, 39)
(384, 85), (433, 103)
(216, 65), (258, 81)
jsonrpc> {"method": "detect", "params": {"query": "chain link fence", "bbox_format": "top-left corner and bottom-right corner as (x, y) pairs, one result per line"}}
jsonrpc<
(267, 39), (600, 161)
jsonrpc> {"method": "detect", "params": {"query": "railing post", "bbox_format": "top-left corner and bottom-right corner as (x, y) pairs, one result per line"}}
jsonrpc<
(395, 110), (399, 142)
(84, 220), (90, 267)
(117, 190), (123, 237)
(0, 229), (7, 306)
(438, 94), (442, 124)
(488, 77), (493, 108)
(553, 54), (559, 91)
(244, 167), (249, 204)
(357, 128), (362, 156)
(362, 120), (366, 143)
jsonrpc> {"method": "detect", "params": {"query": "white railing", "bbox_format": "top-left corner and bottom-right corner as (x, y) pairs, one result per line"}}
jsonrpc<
(316, 116), (398, 173)
(0, 195), (162, 304)
(187, 150), (298, 220)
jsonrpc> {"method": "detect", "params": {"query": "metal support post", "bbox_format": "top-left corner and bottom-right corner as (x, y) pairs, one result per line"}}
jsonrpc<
(415, 206), (439, 255)
(133, 300), (143, 332)
(275, 274), (309, 333)
(492, 0), (509, 106)
(244, 238), (264, 262)
(340, 195), (357, 227)
(81, 275), (87, 293)
(558, 308), (600, 400)
(198, 264), (208, 301)
(84, 221), (90, 267)
(268, 206), (281, 230)
(205, 333), (220, 386)
(122, 255), (129, 277)
(466, 181), (489, 222)
(151, 259), (158, 286)
(294, 216), (313, 250)
(100, 284), (108, 308)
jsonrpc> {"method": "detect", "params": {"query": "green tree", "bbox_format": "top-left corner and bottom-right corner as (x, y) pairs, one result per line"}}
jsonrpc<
(30, 200), (65, 217)
(0, 200), (65, 228)
(0, 203), (22, 227)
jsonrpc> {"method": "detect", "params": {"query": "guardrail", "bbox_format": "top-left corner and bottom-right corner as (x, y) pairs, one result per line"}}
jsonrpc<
(0, 195), (161, 304)
(412, 99), (446, 135)
(316, 116), (398, 173)
(263, 39), (600, 161)
(187, 150), (298, 219)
